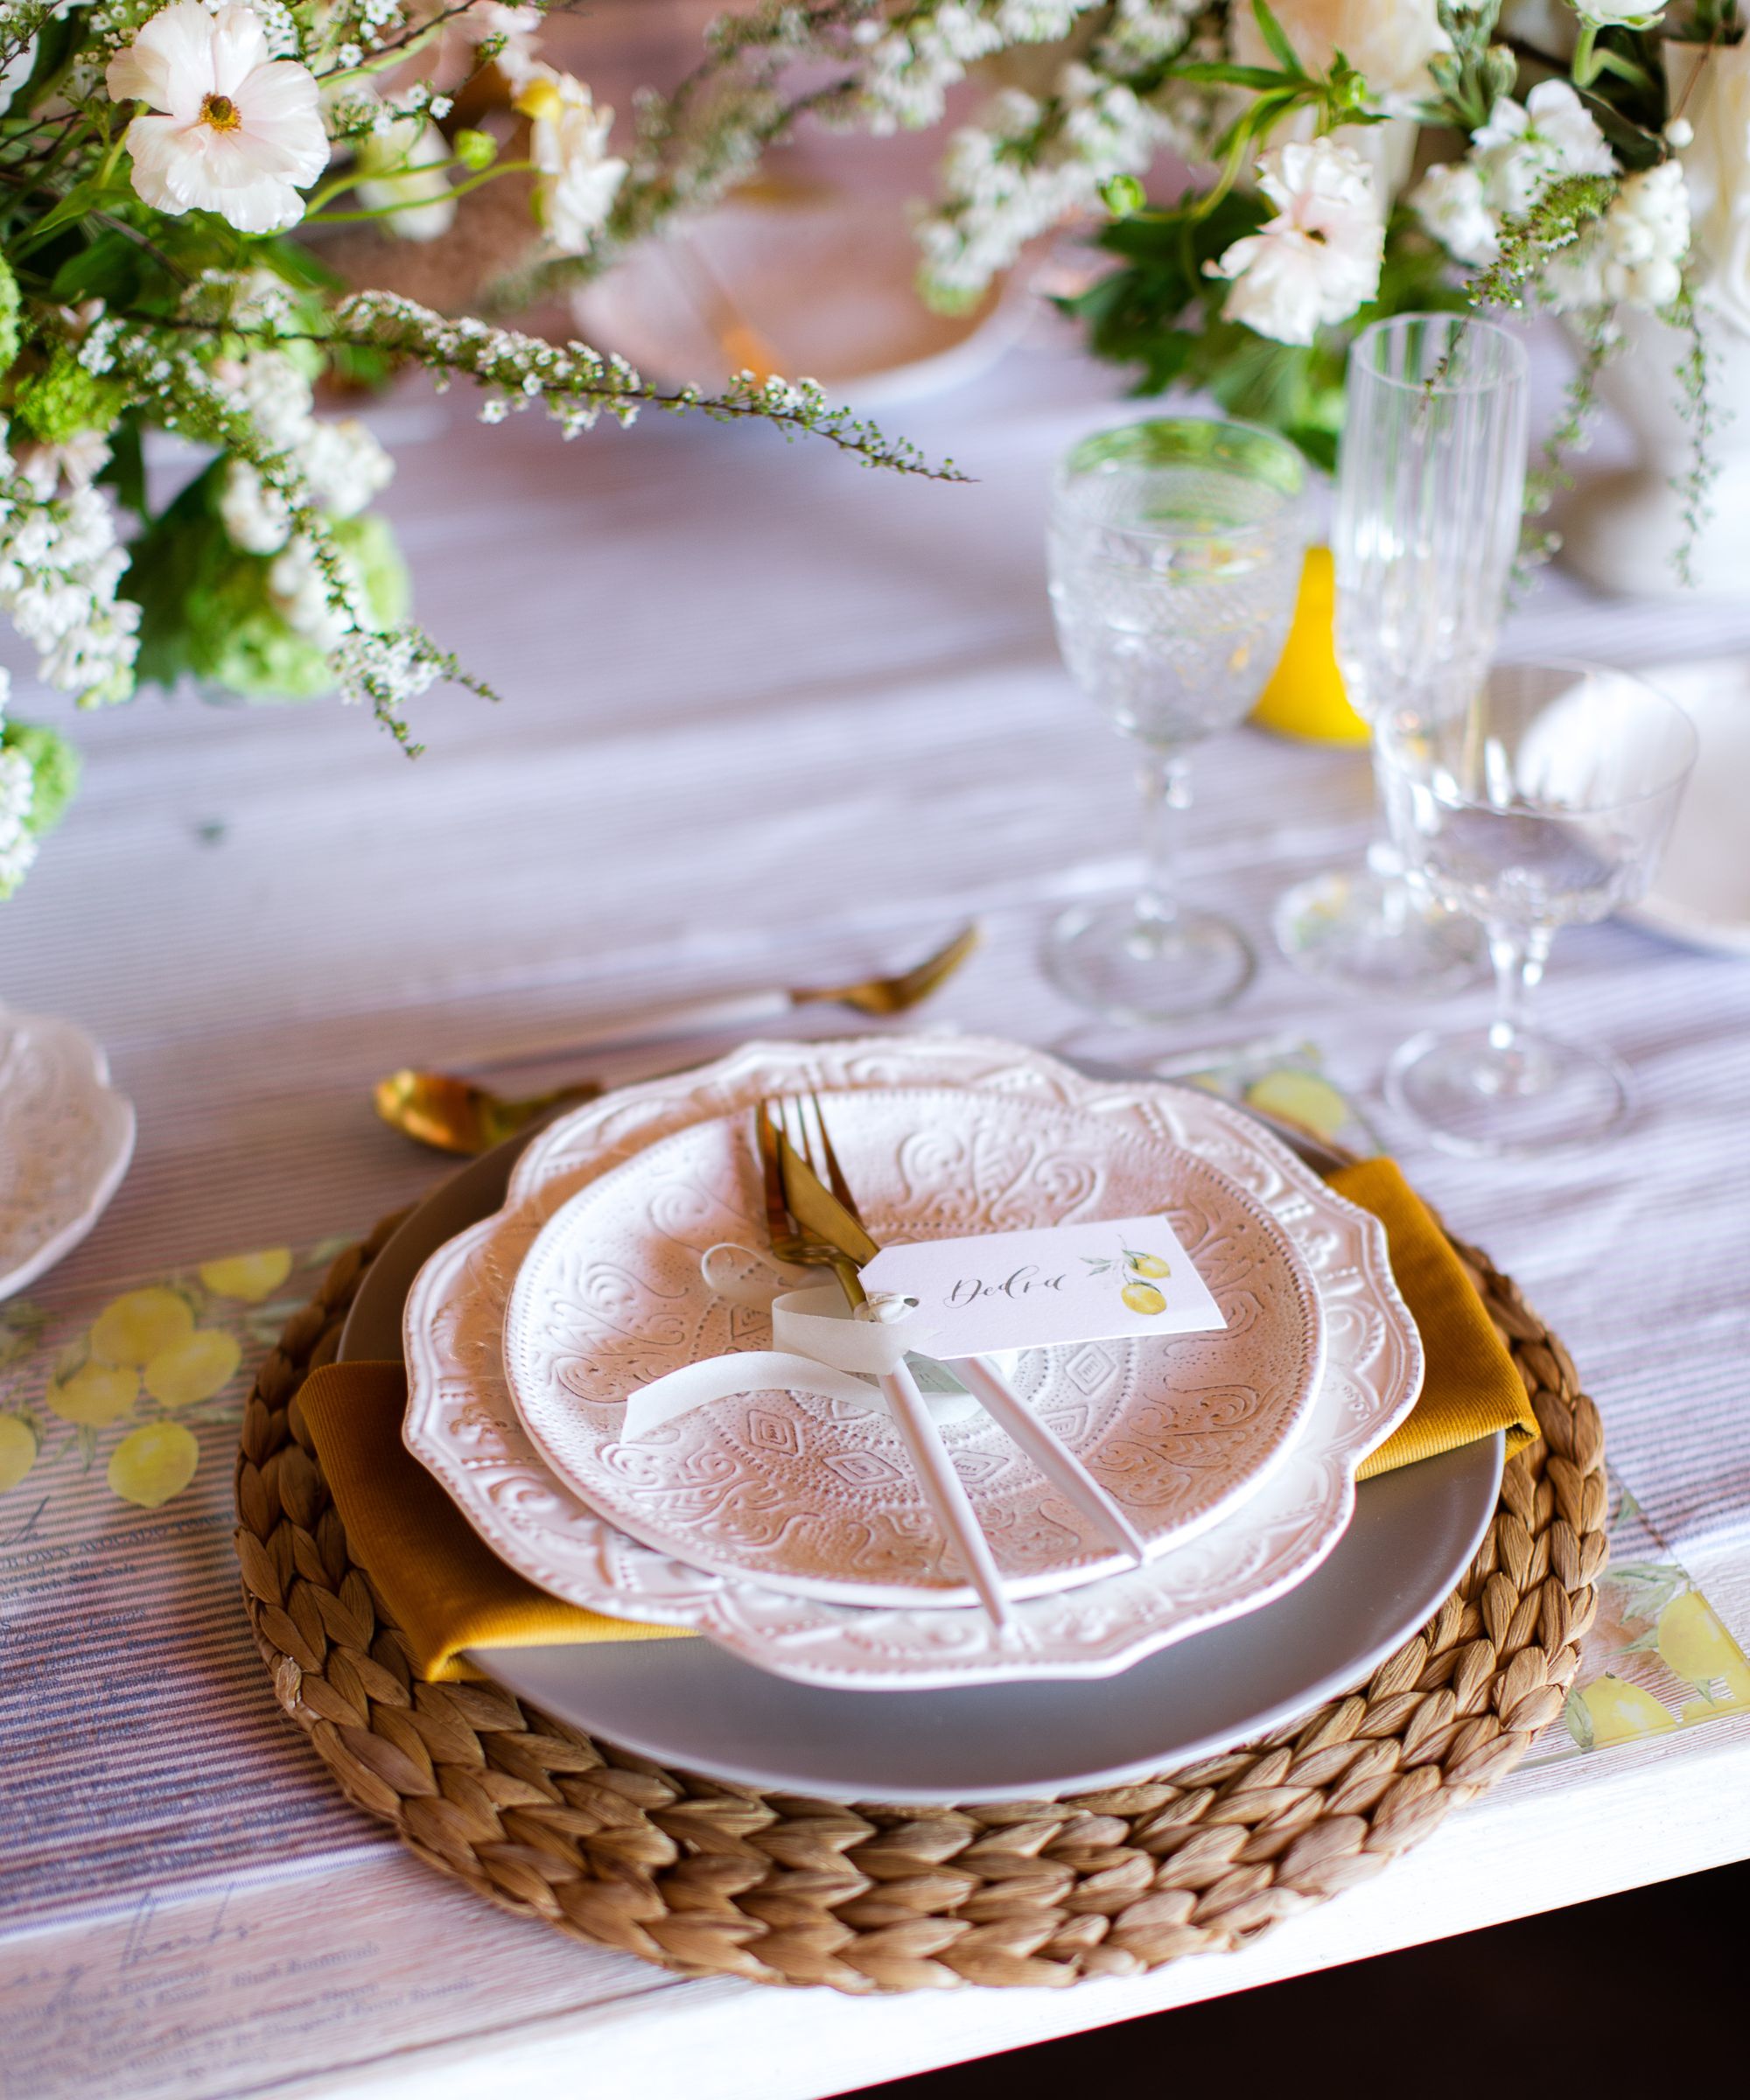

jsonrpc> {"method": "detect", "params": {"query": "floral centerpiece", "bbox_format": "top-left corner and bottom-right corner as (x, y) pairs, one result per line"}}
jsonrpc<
(550, 1), (1746, 545)
(0, 0), (962, 900)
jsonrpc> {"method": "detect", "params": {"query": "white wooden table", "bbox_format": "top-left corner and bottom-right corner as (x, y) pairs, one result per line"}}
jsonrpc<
(4, 317), (1749, 2100)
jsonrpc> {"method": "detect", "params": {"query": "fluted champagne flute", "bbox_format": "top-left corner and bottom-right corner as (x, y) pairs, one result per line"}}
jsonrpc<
(1046, 417), (1310, 1022)
(1273, 312), (1530, 994)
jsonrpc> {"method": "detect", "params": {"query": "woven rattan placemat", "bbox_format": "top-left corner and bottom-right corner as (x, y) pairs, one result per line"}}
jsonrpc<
(234, 1208), (1606, 1992)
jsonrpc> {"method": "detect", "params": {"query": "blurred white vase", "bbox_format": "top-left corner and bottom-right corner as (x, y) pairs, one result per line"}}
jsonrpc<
(1558, 305), (1750, 599)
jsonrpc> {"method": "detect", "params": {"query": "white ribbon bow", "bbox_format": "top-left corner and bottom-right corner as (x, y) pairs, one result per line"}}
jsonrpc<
(620, 1244), (933, 1441)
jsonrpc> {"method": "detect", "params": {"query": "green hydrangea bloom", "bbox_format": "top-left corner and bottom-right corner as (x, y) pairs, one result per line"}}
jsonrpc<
(180, 514), (410, 702)
(0, 721), (81, 836)
(14, 346), (128, 445)
(0, 257), (18, 376)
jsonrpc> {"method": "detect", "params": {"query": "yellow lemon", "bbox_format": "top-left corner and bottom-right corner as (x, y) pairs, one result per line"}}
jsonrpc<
(1249, 545), (1370, 746)
(90, 1288), (194, 1368)
(198, 1249), (292, 1302)
(48, 1361), (140, 1426)
(1574, 1675), (1676, 1749)
(1121, 1281), (1167, 1315)
(1656, 1590), (1750, 1689)
(144, 1330), (242, 1408)
(1244, 1069), (1351, 1143)
(108, 1421), (200, 1508)
(0, 1416), (37, 1493)
(1126, 1255), (1171, 1279)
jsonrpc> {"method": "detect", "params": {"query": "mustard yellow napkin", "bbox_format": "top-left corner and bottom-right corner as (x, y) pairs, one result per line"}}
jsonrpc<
(1326, 1158), (1537, 1480)
(298, 1157), (1536, 1680)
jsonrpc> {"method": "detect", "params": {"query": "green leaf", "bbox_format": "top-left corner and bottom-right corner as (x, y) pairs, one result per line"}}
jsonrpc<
(1564, 1686), (1595, 1752)
(1251, 0), (1306, 76)
(100, 420), (149, 522)
(76, 1423), (98, 1473)
(49, 230), (145, 310)
(1173, 62), (1296, 90)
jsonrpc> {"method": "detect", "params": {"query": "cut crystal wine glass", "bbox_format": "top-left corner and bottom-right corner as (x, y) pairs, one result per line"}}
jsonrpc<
(1380, 660), (1697, 1155)
(1045, 416), (1310, 1023)
(1273, 312), (1530, 997)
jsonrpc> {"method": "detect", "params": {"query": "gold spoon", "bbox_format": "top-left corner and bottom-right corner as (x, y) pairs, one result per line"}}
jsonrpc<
(374, 924), (982, 1154)
(373, 1070), (603, 1156)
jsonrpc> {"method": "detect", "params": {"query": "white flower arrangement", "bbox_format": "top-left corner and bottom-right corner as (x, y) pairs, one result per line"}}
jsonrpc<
(562, 2), (1746, 567)
(0, 0), (963, 899)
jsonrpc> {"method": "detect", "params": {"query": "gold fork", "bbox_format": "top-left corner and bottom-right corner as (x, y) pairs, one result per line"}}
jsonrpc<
(756, 1099), (1014, 1629)
(796, 1093), (1146, 1566)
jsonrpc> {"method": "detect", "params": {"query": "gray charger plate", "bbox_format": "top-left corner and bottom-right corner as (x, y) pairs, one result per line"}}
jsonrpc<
(343, 1121), (1502, 1804)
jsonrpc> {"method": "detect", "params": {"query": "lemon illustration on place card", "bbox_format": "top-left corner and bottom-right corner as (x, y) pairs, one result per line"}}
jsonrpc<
(108, 1420), (200, 1508)
(1564, 1673), (1677, 1751)
(1086, 1245), (1172, 1316)
(90, 1287), (195, 1368)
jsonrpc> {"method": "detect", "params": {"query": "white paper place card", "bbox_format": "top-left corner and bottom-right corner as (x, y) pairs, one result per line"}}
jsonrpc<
(860, 1213), (1225, 1362)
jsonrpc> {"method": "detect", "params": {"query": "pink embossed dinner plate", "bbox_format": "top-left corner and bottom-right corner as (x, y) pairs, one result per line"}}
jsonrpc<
(383, 1037), (1424, 1689)
(500, 1092), (1326, 1610)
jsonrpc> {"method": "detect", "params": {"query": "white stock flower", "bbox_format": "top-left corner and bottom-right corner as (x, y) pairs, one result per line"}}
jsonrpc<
(1411, 160), (1499, 264)
(1546, 158), (1690, 312)
(108, 3), (329, 234)
(1208, 137), (1384, 346)
(1471, 79), (1615, 213)
(1414, 78), (1617, 264)
(356, 116), (456, 242)
(1673, 37), (1750, 334)
(0, 743), (38, 900)
(514, 69), (626, 256)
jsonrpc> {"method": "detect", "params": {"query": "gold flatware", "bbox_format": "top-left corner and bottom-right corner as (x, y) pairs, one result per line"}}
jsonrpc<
(372, 1071), (601, 1155)
(374, 920), (975, 1151)
(757, 1098), (1014, 1629)
(374, 925), (980, 1152)
(781, 1092), (1147, 1566)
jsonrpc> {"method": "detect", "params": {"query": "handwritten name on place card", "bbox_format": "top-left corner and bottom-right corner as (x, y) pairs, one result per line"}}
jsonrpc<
(860, 1213), (1224, 1361)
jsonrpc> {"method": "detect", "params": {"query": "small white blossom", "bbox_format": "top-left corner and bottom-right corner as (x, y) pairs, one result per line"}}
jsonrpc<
(108, 3), (330, 234)
(1208, 137), (1384, 346)
(1546, 158), (1690, 312)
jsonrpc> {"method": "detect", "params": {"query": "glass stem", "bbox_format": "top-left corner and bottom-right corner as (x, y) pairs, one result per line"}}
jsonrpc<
(1486, 921), (1554, 1092)
(1136, 745), (1189, 930)
(1365, 740), (1408, 928)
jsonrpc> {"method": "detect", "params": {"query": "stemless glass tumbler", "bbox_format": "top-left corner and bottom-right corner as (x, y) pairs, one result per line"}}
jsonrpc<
(1274, 312), (1530, 997)
(1380, 661), (1697, 1155)
(1046, 417), (1310, 1023)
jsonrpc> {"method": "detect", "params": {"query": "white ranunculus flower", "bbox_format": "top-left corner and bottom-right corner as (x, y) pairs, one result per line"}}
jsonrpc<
(1671, 37), (1750, 334)
(108, 3), (329, 235)
(514, 68), (627, 256)
(1208, 137), (1384, 346)
(356, 116), (457, 242)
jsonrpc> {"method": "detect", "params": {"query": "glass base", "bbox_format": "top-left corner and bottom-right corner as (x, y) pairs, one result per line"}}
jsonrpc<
(1046, 899), (1256, 1024)
(1385, 1026), (1632, 1157)
(1272, 868), (1482, 998)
